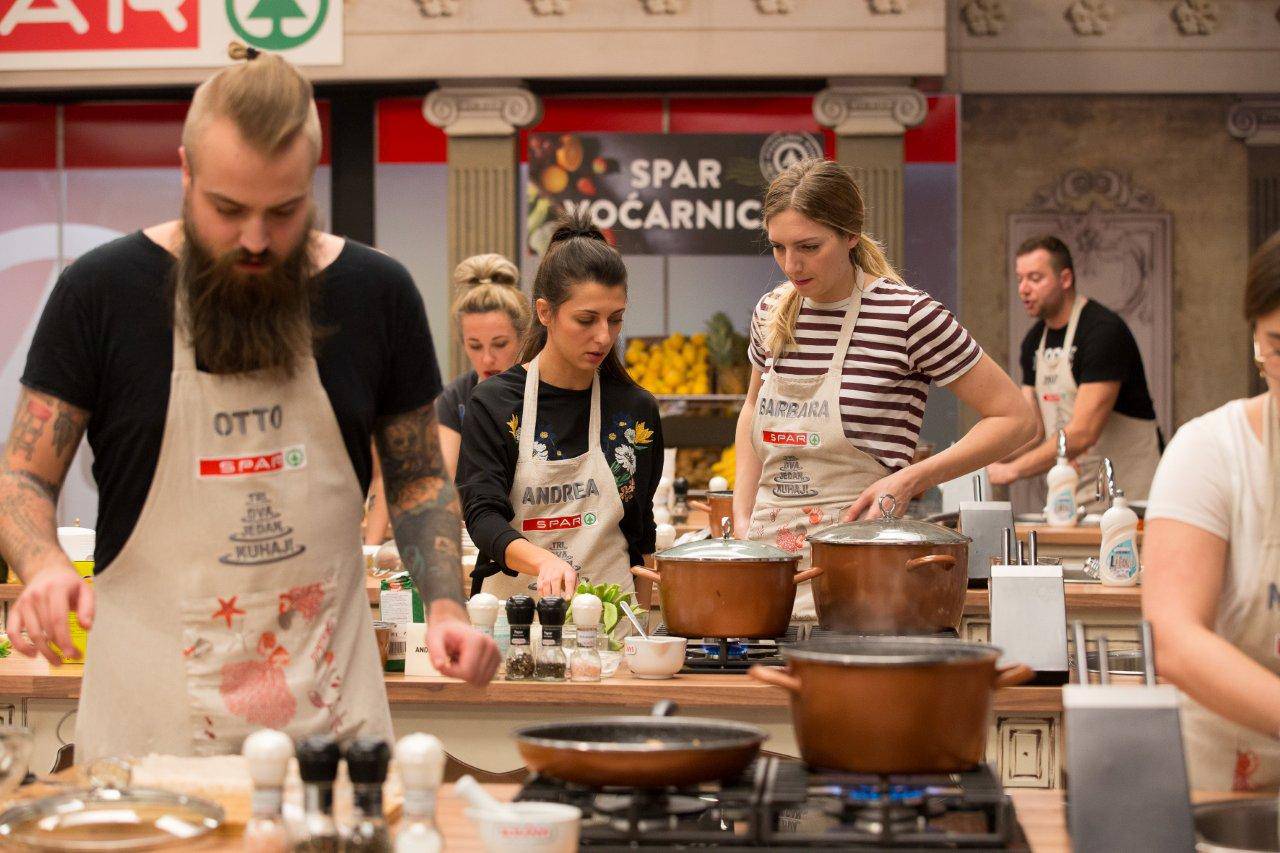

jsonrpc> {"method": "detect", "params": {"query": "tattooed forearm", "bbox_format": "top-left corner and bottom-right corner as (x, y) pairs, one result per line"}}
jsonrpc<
(375, 403), (463, 606)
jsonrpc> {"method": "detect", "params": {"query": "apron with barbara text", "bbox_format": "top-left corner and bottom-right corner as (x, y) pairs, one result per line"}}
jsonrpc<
(748, 280), (890, 622)
(1035, 296), (1161, 512)
(482, 357), (632, 601)
(1180, 395), (1280, 791)
(75, 307), (391, 766)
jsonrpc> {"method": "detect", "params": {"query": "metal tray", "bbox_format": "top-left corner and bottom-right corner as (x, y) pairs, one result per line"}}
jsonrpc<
(0, 786), (224, 850)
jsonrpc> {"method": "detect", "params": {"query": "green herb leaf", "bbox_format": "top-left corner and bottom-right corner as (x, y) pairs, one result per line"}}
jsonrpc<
(602, 602), (619, 634)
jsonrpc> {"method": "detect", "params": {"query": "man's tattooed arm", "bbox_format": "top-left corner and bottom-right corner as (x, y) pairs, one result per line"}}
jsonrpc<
(374, 402), (463, 607)
(0, 388), (89, 576)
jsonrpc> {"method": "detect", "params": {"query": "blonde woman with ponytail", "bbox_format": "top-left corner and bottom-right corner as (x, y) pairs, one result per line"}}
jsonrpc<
(734, 159), (1035, 622)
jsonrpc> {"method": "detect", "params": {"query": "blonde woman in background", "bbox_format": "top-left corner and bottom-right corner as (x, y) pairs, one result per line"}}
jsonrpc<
(364, 254), (529, 545)
(734, 158), (1035, 620)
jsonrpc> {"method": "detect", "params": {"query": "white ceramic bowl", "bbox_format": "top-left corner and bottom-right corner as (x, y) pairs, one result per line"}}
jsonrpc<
(624, 635), (687, 679)
(465, 803), (581, 853)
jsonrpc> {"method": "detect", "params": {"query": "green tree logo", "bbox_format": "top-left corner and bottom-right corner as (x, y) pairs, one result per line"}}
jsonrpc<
(227, 0), (330, 50)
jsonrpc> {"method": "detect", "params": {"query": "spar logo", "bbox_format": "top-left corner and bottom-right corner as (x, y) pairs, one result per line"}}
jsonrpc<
(762, 430), (821, 448)
(228, 0), (329, 50)
(522, 513), (584, 533)
(198, 445), (307, 478)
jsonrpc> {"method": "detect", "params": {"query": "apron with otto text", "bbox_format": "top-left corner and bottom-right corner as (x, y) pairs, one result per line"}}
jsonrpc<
(76, 304), (391, 765)
(1035, 296), (1161, 512)
(1180, 395), (1280, 791)
(748, 279), (890, 622)
(482, 357), (632, 600)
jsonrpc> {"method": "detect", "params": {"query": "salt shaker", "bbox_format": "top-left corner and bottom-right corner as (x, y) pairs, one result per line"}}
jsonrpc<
(242, 729), (292, 853)
(394, 733), (445, 852)
(654, 523), (677, 553)
(569, 593), (603, 682)
(466, 592), (500, 639)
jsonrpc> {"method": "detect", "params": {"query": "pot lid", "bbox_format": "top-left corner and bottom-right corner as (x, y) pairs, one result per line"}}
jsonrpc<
(783, 636), (1000, 666)
(656, 530), (797, 563)
(809, 495), (971, 546)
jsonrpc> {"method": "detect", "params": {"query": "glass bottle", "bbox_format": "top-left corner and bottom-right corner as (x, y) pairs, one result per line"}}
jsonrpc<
(294, 736), (341, 852)
(343, 737), (392, 851)
(569, 592), (603, 682)
(466, 592), (500, 640)
(393, 734), (445, 853)
(243, 729), (292, 853)
(504, 595), (536, 680)
(535, 596), (568, 681)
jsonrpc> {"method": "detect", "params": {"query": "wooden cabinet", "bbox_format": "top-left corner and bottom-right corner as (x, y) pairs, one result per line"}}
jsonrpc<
(990, 716), (1060, 789)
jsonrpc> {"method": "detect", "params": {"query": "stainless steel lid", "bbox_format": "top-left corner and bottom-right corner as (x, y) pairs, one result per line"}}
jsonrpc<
(783, 636), (1000, 666)
(656, 534), (798, 563)
(809, 495), (971, 547)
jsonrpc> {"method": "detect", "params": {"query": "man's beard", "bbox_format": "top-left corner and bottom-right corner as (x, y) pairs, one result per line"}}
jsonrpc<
(174, 209), (318, 378)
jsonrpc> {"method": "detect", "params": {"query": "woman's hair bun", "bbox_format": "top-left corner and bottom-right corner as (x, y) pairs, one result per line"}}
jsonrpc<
(549, 210), (605, 247)
(452, 253), (520, 289)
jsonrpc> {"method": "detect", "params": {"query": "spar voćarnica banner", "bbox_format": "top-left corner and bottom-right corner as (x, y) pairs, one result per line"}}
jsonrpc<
(526, 132), (825, 256)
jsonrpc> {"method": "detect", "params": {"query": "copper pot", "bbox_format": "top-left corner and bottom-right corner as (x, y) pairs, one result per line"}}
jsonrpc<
(689, 491), (734, 538)
(633, 529), (820, 639)
(750, 637), (1033, 774)
(807, 496), (971, 634)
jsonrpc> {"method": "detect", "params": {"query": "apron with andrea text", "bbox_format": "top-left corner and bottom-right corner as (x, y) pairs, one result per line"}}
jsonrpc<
(1035, 296), (1161, 512)
(1180, 395), (1280, 791)
(748, 281), (890, 622)
(75, 304), (391, 765)
(482, 357), (632, 600)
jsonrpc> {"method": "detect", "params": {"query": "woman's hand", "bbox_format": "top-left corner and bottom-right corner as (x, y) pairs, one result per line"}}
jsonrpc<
(534, 554), (578, 598)
(843, 467), (922, 521)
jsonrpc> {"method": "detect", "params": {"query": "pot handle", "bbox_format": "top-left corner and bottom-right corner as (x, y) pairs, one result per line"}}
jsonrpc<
(651, 700), (678, 717)
(792, 566), (824, 585)
(906, 554), (956, 572)
(994, 663), (1036, 689)
(630, 566), (662, 585)
(748, 665), (802, 694)
(689, 500), (711, 514)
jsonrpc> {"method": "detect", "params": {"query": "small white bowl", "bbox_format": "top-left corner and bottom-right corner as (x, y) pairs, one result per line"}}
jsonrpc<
(465, 803), (582, 852)
(624, 635), (687, 679)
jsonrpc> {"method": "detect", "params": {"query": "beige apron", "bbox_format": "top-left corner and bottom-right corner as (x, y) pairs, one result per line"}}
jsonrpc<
(482, 357), (631, 601)
(1180, 395), (1280, 791)
(747, 282), (889, 622)
(1035, 296), (1161, 512)
(75, 307), (391, 765)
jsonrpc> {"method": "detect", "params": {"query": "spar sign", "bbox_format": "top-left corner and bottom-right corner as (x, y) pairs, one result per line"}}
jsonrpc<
(0, 0), (342, 70)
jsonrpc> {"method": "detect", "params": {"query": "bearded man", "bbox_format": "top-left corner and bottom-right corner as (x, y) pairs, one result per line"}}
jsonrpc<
(0, 47), (498, 765)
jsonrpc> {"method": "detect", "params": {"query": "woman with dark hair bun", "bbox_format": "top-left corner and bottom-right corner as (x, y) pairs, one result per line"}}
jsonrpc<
(1144, 231), (1280, 791)
(457, 213), (664, 598)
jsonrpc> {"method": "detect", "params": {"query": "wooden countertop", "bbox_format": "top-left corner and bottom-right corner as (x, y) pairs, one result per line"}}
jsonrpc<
(965, 581), (1141, 613)
(1015, 522), (1143, 548)
(0, 654), (1065, 713)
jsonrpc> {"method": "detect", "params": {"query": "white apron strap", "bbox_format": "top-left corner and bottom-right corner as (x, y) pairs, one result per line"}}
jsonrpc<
(517, 356), (603, 459)
(1038, 295), (1088, 356)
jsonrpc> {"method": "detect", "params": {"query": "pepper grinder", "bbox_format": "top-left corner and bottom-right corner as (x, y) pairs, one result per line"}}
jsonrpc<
(569, 593), (603, 682)
(534, 596), (569, 681)
(504, 595), (536, 681)
(394, 733), (445, 853)
(671, 477), (690, 525)
(242, 729), (292, 853)
(466, 592), (500, 639)
(295, 735), (341, 852)
(344, 737), (392, 850)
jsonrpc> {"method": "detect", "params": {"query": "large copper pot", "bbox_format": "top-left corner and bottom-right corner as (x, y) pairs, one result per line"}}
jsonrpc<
(632, 529), (820, 639)
(750, 637), (1033, 774)
(807, 496), (971, 634)
(689, 491), (734, 538)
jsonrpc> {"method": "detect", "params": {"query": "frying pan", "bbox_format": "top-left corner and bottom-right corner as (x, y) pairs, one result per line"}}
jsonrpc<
(513, 701), (766, 788)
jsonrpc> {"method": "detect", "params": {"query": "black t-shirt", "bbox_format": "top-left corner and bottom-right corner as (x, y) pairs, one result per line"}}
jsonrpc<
(21, 231), (442, 572)
(1019, 298), (1157, 421)
(457, 364), (663, 588)
(435, 370), (478, 433)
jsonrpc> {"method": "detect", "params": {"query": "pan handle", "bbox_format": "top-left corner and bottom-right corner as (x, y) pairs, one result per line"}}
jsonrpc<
(630, 566), (662, 585)
(651, 700), (678, 718)
(748, 665), (802, 694)
(906, 554), (956, 572)
(994, 663), (1035, 689)
(792, 566), (824, 585)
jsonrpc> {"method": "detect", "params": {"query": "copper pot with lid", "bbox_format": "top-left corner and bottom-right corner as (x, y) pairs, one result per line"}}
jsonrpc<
(807, 495), (971, 634)
(632, 519), (820, 639)
(689, 491), (734, 538)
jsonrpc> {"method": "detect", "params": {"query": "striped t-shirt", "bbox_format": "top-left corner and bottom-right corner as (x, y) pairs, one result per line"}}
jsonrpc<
(748, 278), (983, 471)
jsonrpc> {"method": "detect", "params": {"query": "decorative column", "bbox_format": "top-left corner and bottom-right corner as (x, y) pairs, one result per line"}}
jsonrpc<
(424, 83), (543, 378)
(812, 85), (927, 265)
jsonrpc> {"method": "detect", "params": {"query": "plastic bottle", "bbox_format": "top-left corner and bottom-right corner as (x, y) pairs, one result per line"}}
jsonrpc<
(1099, 489), (1141, 587)
(1044, 430), (1079, 528)
(393, 734), (445, 853)
(242, 729), (293, 853)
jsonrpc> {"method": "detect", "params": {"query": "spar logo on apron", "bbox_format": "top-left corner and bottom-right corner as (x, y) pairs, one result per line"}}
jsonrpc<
(199, 445), (307, 478)
(762, 430), (821, 448)
(522, 512), (599, 532)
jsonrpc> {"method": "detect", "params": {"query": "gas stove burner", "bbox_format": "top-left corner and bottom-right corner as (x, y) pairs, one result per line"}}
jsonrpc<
(842, 783), (928, 807)
(593, 792), (709, 832)
(687, 640), (780, 661)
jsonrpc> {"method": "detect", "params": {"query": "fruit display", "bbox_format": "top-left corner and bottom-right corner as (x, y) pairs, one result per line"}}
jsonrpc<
(705, 312), (751, 396)
(675, 445), (736, 490)
(710, 445), (736, 490)
(626, 333), (711, 396)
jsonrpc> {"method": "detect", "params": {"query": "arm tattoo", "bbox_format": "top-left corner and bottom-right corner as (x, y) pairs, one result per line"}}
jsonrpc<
(52, 410), (80, 460)
(7, 397), (52, 462)
(375, 403), (463, 607)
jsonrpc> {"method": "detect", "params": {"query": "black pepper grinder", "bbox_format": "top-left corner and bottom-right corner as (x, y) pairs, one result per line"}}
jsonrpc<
(343, 737), (392, 850)
(295, 735), (341, 852)
(671, 476), (690, 525)
(535, 596), (569, 681)
(504, 595), (536, 681)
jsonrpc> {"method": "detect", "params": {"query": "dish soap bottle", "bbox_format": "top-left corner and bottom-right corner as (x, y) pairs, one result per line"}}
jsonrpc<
(242, 729), (293, 853)
(344, 738), (392, 851)
(393, 734), (445, 853)
(1096, 458), (1140, 587)
(1044, 430), (1079, 528)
